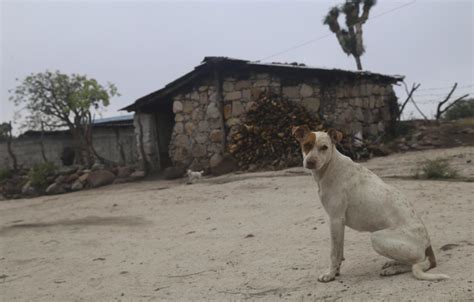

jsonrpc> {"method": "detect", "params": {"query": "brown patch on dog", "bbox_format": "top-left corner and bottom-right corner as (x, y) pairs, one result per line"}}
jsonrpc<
(302, 132), (316, 154)
(425, 245), (437, 269)
(327, 129), (343, 143)
(292, 125), (311, 142)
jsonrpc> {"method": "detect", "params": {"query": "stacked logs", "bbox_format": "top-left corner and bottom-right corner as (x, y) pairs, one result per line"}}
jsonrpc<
(228, 92), (324, 170)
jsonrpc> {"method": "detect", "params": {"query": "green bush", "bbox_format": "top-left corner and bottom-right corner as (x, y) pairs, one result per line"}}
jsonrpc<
(443, 98), (474, 121)
(0, 168), (13, 181)
(28, 162), (57, 188)
(414, 158), (458, 179)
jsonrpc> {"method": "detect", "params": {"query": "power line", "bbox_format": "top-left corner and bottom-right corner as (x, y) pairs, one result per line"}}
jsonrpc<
(258, 0), (416, 62)
(417, 83), (474, 91)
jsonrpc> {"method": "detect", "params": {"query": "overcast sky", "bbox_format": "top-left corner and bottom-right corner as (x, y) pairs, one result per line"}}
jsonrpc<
(1, 0), (473, 131)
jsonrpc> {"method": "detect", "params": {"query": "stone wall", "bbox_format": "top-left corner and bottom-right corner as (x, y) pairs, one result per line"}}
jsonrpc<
(169, 78), (224, 170)
(0, 127), (137, 169)
(140, 71), (398, 171)
(220, 72), (397, 146)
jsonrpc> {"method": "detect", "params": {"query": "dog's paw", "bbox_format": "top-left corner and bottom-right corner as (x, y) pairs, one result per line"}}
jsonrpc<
(382, 261), (401, 269)
(317, 272), (336, 283)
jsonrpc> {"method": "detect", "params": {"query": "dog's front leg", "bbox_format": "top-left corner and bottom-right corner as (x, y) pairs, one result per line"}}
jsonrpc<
(318, 217), (345, 282)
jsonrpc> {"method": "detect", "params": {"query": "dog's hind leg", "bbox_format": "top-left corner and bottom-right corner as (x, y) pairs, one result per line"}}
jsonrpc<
(370, 228), (426, 276)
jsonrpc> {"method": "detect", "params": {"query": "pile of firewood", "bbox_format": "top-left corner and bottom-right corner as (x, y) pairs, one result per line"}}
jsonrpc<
(228, 92), (324, 170)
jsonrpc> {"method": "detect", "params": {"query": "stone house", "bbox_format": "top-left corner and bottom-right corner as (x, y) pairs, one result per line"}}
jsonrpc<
(123, 57), (403, 172)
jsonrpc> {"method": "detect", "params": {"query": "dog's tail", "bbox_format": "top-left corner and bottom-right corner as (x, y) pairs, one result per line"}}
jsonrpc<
(412, 246), (449, 281)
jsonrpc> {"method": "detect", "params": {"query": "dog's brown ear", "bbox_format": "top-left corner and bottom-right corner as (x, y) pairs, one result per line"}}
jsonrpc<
(292, 125), (311, 142)
(327, 129), (343, 143)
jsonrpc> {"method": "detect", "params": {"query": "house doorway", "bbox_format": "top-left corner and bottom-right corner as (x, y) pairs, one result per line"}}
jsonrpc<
(155, 103), (175, 169)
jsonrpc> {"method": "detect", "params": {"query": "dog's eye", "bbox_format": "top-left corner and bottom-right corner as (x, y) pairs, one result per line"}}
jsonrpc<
(320, 145), (328, 151)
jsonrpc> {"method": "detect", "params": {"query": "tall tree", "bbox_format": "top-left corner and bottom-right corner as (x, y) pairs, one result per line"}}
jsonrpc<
(323, 0), (377, 70)
(10, 71), (119, 166)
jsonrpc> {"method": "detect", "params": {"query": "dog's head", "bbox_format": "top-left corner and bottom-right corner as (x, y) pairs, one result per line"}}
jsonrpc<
(292, 125), (343, 170)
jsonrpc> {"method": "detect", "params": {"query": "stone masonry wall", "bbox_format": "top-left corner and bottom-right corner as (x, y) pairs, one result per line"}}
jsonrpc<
(221, 72), (397, 144)
(169, 78), (224, 170)
(164, 72), (398, 171)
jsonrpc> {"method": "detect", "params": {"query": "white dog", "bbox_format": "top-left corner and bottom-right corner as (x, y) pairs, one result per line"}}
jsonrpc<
(292, 125), (449, 282)
(186, 169), (204, 184)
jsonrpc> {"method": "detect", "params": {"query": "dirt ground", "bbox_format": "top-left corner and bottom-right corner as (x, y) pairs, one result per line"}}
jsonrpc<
(1, 147), (473, 301)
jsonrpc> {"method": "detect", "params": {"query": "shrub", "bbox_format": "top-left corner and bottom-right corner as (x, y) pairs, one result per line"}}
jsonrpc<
(443, 98), (474, 121)
(28, 162), (57, 189)
(0, 168), (13, 181)
(414, 158), (458, 179)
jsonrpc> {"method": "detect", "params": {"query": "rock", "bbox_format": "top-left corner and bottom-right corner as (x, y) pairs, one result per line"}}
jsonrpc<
(174, 122), (184, 134)
(282, 86), (299, 98)
(66, 173), (79, 183)
(226, 118), (240, 127)
(163, 167), (185, 180)
(195, 133), (207, 144)
(55, 174), (68, 184)
(175, 114), (184, 122)
(173, 101), (183, 113)
(209, 153), (223, 168)
(91, 163), (105, 171)
(198, 121), (209, 132)
(224, 91), (242, 101)
(192, 145), (207, 157)
(130, 170), (146, 180)
(87, 170), (116, 188)
(354, 108), (364, 121)
(301, 98), (320, 112)
(58, 166), (78, 175)
(175, 134), (191, 149)
(235, 80), (251, 90)
(199, 92), (208, 104)
(183, 101), (194, 114)
(300, 84), (314, 97)
(242, 89), (251, 100)
(210, 130), (222, 143)
(206, 102), (220, 119)
(232, 101), (245, 117)
(0, 193), (5, 201)
(71, 180), (84, 191)
(116, 166), (132, 178)
(254, 79), (270, 87)
(78, 173), (90, 183)
(191, 108), (203, 121)
(185, 122), (195, 135)
(21, 181), (37, 196)
(46, 183), (66, 195)
(223, 81), (234, 92)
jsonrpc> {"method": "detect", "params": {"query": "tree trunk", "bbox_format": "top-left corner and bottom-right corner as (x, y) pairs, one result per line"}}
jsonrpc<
(6, 139), (18, 171)
(6, 122), (18, 170)
(354, 55), (363, 70)
(70, 126), (93, 167)
(40, 121), (48, 163)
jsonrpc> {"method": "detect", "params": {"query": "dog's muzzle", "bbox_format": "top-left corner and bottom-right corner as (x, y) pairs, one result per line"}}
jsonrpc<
(305, 159), (317, 170)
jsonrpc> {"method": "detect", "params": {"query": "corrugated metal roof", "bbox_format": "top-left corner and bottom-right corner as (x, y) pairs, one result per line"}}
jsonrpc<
(92, 114), (134, 125)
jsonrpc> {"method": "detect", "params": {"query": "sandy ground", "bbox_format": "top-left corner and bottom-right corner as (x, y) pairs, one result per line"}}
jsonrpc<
(1, 147), (473, 301)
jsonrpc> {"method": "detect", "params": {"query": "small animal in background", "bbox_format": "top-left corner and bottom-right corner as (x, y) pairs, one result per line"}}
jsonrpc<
(186, 169), (204, 184)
